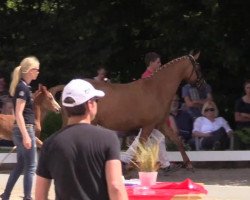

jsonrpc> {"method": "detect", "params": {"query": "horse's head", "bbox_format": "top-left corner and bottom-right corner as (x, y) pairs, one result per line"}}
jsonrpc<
(186, 52), (205, 88)
(34, 84), (61, 113)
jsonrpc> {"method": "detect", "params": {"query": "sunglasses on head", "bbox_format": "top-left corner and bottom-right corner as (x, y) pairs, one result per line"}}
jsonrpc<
(204, 108), (215, 112)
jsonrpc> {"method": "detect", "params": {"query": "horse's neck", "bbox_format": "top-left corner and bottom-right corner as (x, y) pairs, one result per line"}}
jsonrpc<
(149, 59), (187, 100)
(34, 103), (42, 125)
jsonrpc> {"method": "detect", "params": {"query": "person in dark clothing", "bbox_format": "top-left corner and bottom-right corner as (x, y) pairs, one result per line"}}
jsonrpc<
(235, 80), (250, 129)
(170, 95), (193, 143)
(35, 79), (128, 200)
(1, 56), (40, 200)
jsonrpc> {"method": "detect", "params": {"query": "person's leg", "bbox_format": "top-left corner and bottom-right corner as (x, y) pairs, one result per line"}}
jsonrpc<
(201, 136), (215, 150)
(214, 128), (230, 149)
(120, 129), (142, 163)
(201, 128), (226, 150)
(2, 127), (24, 200)
(121, 129), (167, 165)
(23, 126), (37, 200)
(187, 138), (196, 150)
(149, 129), (170, 168)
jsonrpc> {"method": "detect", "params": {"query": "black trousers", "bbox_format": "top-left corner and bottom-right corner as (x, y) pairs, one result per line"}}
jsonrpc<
(201, 127), (230, 150)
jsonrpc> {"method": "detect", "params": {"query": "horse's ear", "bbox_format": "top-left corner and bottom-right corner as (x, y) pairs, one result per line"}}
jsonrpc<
(189, 50), (194, 55)
(38, 84), (43, 91)
(42, 86), (47, 91)
(193, 51), (200, 60)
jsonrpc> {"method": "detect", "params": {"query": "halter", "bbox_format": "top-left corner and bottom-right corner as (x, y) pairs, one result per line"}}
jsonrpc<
(187, 55), (205, 88)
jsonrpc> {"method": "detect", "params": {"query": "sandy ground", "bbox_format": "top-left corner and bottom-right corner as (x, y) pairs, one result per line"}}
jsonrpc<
(0, 168), (250, 200)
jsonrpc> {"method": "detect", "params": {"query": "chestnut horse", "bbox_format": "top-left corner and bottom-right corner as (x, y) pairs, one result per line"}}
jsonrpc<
(0, 84), (61, 146)
(52, 53), (203, 168)
(89, 53), (203, 168)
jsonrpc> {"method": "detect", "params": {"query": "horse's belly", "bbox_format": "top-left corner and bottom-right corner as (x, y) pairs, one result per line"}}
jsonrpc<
(0, 115), (15, 140)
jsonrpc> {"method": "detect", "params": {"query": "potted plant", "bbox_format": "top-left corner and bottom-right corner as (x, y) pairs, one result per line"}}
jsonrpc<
(131, 140), (160, 186)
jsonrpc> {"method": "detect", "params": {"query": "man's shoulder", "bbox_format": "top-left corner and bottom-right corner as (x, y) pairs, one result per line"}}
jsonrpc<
(141, 68), (153, 78)
(60, 124), (117, 139)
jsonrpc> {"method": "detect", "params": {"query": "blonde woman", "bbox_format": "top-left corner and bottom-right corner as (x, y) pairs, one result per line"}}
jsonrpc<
(1, 56), (40, 200)
(192, 101), (233, 150)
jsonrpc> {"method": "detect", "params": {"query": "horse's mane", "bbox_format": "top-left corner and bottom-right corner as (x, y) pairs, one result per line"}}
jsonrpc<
(145, 55), (188, 79)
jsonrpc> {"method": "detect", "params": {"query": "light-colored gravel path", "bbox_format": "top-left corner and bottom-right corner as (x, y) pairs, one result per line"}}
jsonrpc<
(0, 168), (250, 199)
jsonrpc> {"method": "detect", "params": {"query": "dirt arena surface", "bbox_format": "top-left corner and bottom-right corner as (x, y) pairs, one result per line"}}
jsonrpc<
(0, 167), (249, 199)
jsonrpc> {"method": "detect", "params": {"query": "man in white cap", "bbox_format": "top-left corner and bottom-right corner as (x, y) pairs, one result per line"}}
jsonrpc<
(35, 79), (128, 200)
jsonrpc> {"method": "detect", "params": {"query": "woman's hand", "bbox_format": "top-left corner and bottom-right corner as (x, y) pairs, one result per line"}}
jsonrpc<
(23, 135), (32, 149)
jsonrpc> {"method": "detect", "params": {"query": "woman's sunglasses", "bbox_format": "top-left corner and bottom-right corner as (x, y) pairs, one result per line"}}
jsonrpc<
(204, 108), (215, 112)
(31, 68), (40, 72)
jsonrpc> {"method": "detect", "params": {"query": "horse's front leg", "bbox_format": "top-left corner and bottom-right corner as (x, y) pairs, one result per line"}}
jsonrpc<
(158, 123), (193, 170)
(139, 126), (155, 144)
(124, 126), (155, 172)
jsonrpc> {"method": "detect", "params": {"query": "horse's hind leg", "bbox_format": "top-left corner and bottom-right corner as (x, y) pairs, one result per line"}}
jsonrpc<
(159, 123), (193, 170)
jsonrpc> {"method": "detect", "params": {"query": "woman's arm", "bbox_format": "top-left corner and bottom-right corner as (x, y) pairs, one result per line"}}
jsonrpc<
(192, 131), (211, 138)
(235, 112), (250, 122)
(15, 98), (31, 149)
(220, 117), (233, 133)
(192, 117), (211, 138)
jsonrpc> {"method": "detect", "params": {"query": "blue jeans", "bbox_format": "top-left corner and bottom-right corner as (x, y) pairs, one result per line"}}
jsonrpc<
(2, 125), (37, 200)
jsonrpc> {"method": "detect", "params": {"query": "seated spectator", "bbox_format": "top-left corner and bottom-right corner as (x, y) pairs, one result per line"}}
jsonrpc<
(190, 101), (233, 150)
(170, 94), (194, 143)
(0, 73), (8, 96)
(0, 74), (10, 113)
(1, 97), (14, 115)
(235, 80), (250, 129)
(181, 82), (213, 119)
(94, 65), (110, 82)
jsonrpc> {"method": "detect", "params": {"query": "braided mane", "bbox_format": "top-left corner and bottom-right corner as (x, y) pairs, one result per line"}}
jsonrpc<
(146, 56), (188, 78)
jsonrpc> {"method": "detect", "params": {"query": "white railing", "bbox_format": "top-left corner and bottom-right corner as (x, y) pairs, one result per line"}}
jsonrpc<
(1, 149), (250, 164)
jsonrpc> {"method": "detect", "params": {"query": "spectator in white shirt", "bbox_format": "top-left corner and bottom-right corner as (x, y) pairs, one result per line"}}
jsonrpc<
(191, 101), (233, 150)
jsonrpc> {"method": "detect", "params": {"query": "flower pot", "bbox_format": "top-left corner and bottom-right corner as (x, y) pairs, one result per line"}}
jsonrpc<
(139, 171), (158, 186)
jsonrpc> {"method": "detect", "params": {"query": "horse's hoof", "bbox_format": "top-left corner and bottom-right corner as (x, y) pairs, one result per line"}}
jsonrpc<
(185, 163), (195, 172)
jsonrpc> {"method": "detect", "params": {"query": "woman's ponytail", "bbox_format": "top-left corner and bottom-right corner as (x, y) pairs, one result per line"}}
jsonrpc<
(9, 66), (21, 97)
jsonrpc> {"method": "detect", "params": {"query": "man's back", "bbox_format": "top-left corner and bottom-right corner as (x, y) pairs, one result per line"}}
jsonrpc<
(37, 123), (120, 200)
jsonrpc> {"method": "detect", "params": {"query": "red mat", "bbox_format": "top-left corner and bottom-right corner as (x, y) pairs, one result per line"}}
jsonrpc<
(126, 178), (207, 200)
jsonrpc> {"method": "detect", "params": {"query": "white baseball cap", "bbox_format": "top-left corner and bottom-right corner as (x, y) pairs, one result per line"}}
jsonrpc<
(62, 79), (105, 107)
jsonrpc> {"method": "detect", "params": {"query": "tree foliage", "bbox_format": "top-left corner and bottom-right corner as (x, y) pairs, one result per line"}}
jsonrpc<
(0, 0), (250, 123)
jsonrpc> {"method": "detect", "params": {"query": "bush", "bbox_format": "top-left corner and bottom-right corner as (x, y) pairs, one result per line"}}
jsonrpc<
(41, 112), (62, 140)
(234, 128), (250, 150)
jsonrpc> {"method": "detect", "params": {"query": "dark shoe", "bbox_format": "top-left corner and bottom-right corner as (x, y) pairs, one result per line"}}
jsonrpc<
(161, 163), (182, 172)
(213, 141), (221, 150)
(0, 193), (9, 200)
(23, 197), (33, 200)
